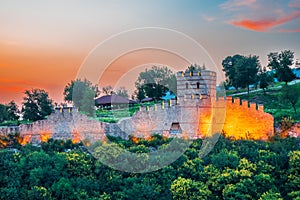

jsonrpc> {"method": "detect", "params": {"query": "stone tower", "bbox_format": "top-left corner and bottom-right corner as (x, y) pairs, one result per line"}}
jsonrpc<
(176, 70), (216, 105)
(176, 69), (217, 138)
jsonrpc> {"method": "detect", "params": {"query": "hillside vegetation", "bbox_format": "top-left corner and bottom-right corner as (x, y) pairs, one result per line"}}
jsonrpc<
(1, 135), (300, 199)
(229, 82), (300, 123)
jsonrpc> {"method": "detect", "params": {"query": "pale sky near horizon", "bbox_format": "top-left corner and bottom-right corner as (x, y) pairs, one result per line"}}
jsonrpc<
(1, 0), (300, 105)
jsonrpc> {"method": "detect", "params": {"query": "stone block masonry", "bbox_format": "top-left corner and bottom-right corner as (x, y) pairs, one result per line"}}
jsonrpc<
(0, 69), (274, 143)
(222, 97), (274, 140)
(0, 108), (128, 144)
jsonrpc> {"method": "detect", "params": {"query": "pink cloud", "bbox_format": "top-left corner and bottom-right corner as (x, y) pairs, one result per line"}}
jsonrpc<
(230, 11), (300, 31)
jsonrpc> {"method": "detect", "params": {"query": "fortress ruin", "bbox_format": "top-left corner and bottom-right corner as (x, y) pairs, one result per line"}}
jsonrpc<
(0, 69), (274, 144)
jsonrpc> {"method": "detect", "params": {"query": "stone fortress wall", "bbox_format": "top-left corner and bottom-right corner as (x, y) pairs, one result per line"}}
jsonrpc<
(0, 108), (127, 144)
(0, 69), (274, 143)
(222, 96), (274, 140)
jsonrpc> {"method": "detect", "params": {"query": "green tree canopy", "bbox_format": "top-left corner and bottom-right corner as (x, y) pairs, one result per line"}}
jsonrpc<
(6, 100), (19, 121)
(102, 85), (114, 95)
(0, 101), (20, 123)
(222, 54), (243, 90)
(22, 89), (53, 121)
(115, 87), (129, 98)
(235, 55), (260, 96)
(63, 79), (99, 116)
(171, 177), (211, 200)
(0, 104), (8, 123)
(185, 63), (205, 72)
(259, 66), (273, 94)
(259, 189), (283, 200)
(280, 84), (300, 114)
(222, 54), (260, 95)
(135, 66), (176, 100)
(268, 50), (296, 84)
(1, 134), (300, 199)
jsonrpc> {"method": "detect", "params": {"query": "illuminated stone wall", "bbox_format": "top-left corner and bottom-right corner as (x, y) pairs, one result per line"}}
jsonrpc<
(0, 98), (274, 143)
(118, 100), (200, 139)
(0, 109), (123, 144)
(197, 96), (274, 140)
(0, 69), (275, 143)
(118, 94), (274, 140)
(178, 70), (274, 140)
(198, 97), (226, 138)
(222, 97), (274, 140)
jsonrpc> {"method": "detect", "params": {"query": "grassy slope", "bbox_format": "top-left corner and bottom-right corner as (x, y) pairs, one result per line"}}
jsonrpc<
(228, 82), (300, 123)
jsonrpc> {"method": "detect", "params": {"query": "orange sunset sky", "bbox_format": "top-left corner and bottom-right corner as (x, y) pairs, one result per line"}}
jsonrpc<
(1, 0), (300, 105)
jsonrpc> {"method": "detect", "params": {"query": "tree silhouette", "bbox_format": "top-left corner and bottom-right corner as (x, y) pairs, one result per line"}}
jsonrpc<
(22, 89), (53, 121)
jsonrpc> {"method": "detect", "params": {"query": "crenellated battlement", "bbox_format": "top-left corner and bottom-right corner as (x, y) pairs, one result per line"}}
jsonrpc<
(138, 99), (178, 113)
(221, 96), (273, 140)
(224, 96), (264, 111)
(54, 106), (76, 114)
(176, 70), (216, 78)
(0, 67), (275, 144)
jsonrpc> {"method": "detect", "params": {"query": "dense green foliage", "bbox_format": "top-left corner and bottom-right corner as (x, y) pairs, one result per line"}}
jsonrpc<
(0, 101), (19, 123)
(99, 86), (129, 98)
(222, 54), (243, 90)
(6, 101), (19, 121)
(115, 87), (129, 98)
(1, 135), (299, 199)
(135, 66), (176, 100)
(185, 63), (206, 72)
(64, 79), (99, 116)
(222, 54), (260, 95)
(22, 89), (53, 121)
(235, 55), (260, 95)
(280, 84), (300, 114)
(223, 50), (296, 95)
(268, 50), (296, 85)
(0, 104), (8, 123)
(258, 66), (274, 94)
(101, 85), (114, 95)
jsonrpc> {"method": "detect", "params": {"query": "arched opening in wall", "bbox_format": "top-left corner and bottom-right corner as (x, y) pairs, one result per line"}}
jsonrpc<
(169, 122), (182, 134)
(186, 83), (188, 89)
(197, 82), (200, 89)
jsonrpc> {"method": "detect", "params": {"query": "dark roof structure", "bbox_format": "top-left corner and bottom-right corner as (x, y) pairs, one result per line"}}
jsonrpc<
(95, 95), (136, 106)
(141, 97), (154, 103)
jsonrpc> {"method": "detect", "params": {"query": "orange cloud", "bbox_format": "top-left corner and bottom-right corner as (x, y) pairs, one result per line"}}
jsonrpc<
(230, 11), (300, 31)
